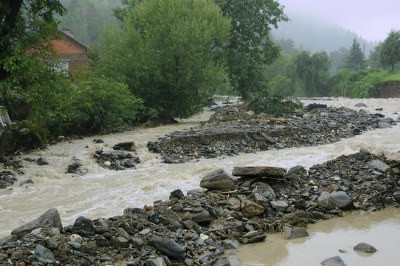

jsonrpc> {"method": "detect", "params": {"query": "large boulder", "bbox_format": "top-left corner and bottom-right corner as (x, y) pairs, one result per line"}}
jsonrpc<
(318, 192), (336, 210)
(353, 242), (377, 253)
(331, 191), (353, 210)
(11, 208), (63, 238)
(200, 169), (237, 191)
(232, 166), (287, 178)
(71, 216), (95, 237)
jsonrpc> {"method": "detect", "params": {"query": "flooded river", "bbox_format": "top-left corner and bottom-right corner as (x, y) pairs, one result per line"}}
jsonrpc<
(0, 98), (399, 263)
(237, 208), (400, 266)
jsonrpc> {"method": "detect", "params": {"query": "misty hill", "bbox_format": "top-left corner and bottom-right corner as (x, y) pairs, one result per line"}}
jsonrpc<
(273, 12), (377, 54)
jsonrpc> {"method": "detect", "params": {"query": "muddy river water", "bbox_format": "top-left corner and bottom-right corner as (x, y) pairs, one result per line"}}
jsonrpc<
(1, 98), (400, 264)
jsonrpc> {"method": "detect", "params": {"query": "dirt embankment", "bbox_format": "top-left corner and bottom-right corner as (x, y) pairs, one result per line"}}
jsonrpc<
(376, 81), (400, 98)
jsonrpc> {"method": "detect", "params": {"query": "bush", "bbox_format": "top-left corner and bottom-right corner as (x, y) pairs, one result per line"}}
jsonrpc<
(330, 69), (385, 97)
(60, 76), (145, 135)
(1, 58), (146, 149)
(247, 91), (302, 116)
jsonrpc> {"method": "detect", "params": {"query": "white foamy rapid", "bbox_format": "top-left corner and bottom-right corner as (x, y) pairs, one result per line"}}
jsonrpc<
(0, 98), (399, 237)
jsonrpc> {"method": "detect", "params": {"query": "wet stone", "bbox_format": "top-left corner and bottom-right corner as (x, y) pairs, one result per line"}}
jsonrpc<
(151, 237), (185, 259)
(353, 242), (377, 253)
(191, 210), (212, 224)
(318, 192), (336, 210)
(111, 236), (130, 248)
(393, 191), (400, 203)
(232, 166), (287, 178)
(36, 157), (49, 165)
(321, 256), (347, 266)
(12, 208), (63, 238)
(35, 244), (55, 264)
(282, 225), (309, 240)
(170, 189), (185, 199)
(241, 200), (265, 218)
(271, 200), (289, 209)
(367, 160), (391, 173)
(331, 191), (353, 210)
(71, 216), (95, 237)
(200, 168), (237, 191)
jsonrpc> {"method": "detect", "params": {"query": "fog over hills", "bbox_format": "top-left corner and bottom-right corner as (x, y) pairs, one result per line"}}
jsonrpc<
(273, 12), (377, 54)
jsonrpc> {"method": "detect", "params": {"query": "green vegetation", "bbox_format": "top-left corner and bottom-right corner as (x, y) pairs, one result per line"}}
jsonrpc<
(248, 94), (302, 116)
(96, 0), (231, 119)
(213, 0), (287, 99)
(346, 39), (366, 70)
(380, 31), (400, 71)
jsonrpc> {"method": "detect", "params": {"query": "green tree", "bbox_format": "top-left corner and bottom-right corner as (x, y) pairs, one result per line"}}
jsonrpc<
(346, 39), (365, 70)
(0, 0), (66, 81)
(380, 30), (400, 71)
(294, 51), (331, 96)
(97, 0), (231, 119)
(213, 0), (287, 99)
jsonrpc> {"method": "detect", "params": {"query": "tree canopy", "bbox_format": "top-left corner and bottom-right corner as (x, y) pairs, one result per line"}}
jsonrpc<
(0, 0), (66, 81)
(96, 0), (231, 119)
(380, 30), (400, 71)
(346, 39), (365, 70)
(213, 0), (287, 99)
(294, 51), (331, 96)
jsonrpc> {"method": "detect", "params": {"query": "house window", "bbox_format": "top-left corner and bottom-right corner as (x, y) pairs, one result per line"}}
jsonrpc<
(61, 60), (69, 72)
(51, 60), (70, 76)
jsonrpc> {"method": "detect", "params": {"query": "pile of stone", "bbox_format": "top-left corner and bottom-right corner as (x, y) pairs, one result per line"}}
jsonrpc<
(94, 141), (139, 171)
(1, 151), (399, 265)
(0, 169), (18, 189)
(148, 105), (397, 163)
(66, 157), (88, 175)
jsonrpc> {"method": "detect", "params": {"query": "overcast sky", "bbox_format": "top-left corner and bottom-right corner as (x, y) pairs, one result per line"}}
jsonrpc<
(279, 0), (400, 42)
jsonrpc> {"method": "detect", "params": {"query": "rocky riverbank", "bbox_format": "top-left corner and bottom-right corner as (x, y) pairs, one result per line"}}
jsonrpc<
(148, 104), (397, 163)
(1, 150), (399, 265)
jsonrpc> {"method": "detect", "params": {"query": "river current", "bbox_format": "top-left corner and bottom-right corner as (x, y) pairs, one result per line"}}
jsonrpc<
(0, 98), (399, 264)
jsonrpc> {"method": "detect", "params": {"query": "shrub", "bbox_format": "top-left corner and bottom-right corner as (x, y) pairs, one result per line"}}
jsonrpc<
(248, 91), (302, 116)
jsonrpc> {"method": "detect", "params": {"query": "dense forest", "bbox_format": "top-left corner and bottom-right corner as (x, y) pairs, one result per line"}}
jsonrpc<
(1, 0), (400, 152)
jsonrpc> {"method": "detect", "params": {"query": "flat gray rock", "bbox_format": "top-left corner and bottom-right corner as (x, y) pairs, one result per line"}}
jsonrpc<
(151, 237), (185, 259)
(232, 166), (287, 178)
(367, 160), (391, 172)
